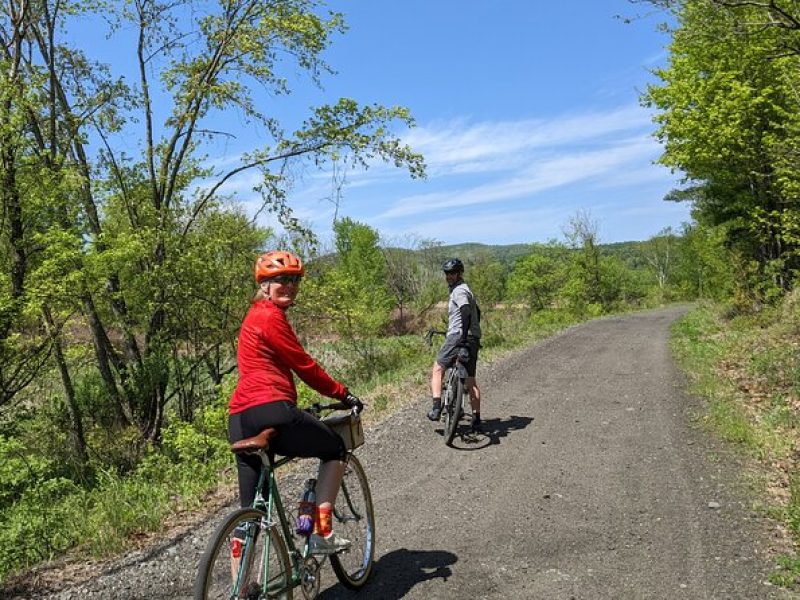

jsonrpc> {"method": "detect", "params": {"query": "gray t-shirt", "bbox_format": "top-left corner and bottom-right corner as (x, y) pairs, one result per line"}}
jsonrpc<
(446, 281), (481, 339)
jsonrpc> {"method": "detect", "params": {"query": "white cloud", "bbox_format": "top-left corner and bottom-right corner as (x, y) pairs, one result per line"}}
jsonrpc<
(589, 162), (673, 190)
(382, 205), (569, 244)
(377, 135), (657, 219)
(197, 103), (689, 246)
(403, 104), (653, 175)
(203, 171), (264, 196)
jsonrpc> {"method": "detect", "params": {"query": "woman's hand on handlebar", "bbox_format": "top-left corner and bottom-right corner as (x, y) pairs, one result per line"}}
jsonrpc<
(344, 392), (364, 413)
(306, 394), (364, 415)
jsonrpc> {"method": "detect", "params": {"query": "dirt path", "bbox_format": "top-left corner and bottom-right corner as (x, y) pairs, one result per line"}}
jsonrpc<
(11, 306), (796, 599)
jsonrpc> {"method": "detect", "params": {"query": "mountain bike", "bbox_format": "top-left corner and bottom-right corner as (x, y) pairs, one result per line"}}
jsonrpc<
(194, 401), (375, 600)
(425, 329), (470, 446)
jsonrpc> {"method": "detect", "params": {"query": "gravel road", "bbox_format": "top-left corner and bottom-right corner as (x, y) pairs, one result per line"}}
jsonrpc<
(8, 306), (796, 599)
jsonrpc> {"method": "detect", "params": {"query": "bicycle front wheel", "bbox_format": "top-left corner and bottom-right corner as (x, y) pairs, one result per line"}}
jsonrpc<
(443, 373), (464, 446)
(329, 454), (375, 589)
(194, 507), (293, 600)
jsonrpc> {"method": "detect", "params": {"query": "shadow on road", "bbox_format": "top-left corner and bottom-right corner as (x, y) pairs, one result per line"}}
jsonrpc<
(448, 414), (534, 450)
(318, 548), (457, 599)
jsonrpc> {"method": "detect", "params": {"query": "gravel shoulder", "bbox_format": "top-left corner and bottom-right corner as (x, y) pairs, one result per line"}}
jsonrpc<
(6, 306), (796, 600)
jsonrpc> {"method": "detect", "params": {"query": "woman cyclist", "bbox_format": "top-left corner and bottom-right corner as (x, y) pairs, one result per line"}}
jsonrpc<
(228, 250), (360, 554)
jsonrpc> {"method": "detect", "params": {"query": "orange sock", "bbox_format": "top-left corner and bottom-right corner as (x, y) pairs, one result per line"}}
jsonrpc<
(316, 506), (332, 537)
(313, 506), (321, 535)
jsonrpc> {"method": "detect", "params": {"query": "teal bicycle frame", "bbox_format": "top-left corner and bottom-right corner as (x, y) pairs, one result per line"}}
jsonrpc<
(236, 449), (367, 597)
(237, 452), (303, 596)
(201, 401), (372, 600)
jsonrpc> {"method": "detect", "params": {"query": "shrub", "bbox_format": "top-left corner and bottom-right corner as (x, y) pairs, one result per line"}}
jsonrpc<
(0, 477), (85, 581)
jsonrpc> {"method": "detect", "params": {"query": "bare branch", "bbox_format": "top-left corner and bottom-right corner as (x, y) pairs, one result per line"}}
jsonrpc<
(180, 140), (329, 238)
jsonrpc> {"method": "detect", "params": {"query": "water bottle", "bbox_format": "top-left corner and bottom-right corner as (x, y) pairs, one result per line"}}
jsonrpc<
(295, 478), (316, 536)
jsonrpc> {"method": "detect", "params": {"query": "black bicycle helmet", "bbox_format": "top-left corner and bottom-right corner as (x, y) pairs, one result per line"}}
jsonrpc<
(442, 258), (464, 273)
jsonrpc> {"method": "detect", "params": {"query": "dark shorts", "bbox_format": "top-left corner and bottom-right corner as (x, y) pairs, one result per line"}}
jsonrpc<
(228, 400), (346, 507)
(436, 334), (480, 377)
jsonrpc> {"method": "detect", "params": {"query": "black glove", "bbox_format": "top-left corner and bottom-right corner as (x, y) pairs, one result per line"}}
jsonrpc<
(343, 392), (364, 412)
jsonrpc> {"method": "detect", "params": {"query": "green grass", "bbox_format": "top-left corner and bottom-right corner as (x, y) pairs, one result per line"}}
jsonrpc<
(770, 555), (800, 588)
(0, 409), (232, 584)
(0, 456), (232, 582)
(670, 302), (800, 590)
(764, 395), (800, 430)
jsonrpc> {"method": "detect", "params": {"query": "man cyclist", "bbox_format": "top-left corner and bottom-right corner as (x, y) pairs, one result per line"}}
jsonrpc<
(427, 258), (483, 432)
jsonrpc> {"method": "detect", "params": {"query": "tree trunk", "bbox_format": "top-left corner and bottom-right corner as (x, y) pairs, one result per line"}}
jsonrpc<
(42, 306), (88, 465)
(81, 294), (133, 426)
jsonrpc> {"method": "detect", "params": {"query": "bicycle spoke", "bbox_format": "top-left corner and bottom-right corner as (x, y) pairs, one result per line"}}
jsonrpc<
(329, 455), (375, 589)
(194, 508), (293, 600)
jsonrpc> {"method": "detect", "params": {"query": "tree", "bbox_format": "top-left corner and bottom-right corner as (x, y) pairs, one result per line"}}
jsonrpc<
(506, 247), (563, 310)
(381, 234), (436, 333)
(0, 0), (54, 409)
(0, 0), (424, 448)
(412, 240), (449, 318)
(643, 0), (800, 296)
(467, 257), (505, 311)
(562, 210), (605, 307)
(329, 218), (394, 339)
(167, 206), (270, 420)
(640, 226), (678, 293)
(673, 222), (735, 300)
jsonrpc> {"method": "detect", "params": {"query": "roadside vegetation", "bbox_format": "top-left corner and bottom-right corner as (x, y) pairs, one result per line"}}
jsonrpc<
(671, 296), (800, 587)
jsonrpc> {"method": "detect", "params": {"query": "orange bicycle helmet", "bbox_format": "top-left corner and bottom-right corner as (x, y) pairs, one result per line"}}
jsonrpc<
(254, 251), (305, 282)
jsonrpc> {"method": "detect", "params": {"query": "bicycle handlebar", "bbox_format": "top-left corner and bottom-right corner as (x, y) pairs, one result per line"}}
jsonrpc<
(308, 400), (365, 416)
(425, 328), (447, 347)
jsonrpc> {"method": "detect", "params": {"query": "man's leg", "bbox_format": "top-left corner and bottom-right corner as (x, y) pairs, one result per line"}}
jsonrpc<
(469, 377), (482, 432)
(467, 376), (481, 413)
(466, 342), (482, 431)
(428, 360), (444, 420)
(430, 336), (460, 421)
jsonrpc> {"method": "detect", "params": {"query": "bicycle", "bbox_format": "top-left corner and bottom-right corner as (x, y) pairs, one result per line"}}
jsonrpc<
(194, 401), (375, 600)
(425, 329), (471, 446)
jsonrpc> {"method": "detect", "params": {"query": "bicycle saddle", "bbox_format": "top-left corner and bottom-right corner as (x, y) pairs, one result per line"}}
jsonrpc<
(231, 428), (277, 453)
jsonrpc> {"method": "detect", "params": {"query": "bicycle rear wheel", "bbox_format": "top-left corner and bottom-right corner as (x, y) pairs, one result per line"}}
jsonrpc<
(194, 507), (293, 600)
(443, 372), (463, 446)
(329, 454), (375, 589)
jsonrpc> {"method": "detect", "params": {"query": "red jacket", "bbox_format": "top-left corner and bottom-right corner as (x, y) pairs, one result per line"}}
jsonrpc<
(229, 299), (347, 414)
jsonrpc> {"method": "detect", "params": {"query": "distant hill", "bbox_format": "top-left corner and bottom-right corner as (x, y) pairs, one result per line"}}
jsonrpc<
(435, 240), (647, 269)
(436, 242), (534, 267)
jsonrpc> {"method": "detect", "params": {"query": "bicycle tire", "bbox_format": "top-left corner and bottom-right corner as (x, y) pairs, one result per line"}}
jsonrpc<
(194, 507), (293, 600)
(329, 454), (375, 589)
(441, 368), (455, 437)
(443, 373), (463, 446)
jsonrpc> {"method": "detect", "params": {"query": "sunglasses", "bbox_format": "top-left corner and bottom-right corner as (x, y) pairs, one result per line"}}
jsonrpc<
(269, 275), (302, 285)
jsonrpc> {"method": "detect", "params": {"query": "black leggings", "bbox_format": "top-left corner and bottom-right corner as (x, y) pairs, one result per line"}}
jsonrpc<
(228, 400), (346, 508)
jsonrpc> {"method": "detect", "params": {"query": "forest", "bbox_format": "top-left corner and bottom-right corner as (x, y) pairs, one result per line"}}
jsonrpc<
(1, 0), (799, 588)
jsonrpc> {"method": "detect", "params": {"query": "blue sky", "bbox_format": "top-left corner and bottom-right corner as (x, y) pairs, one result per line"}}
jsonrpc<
(84, 1), (690, 248)
(216, 0), (690, 248)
